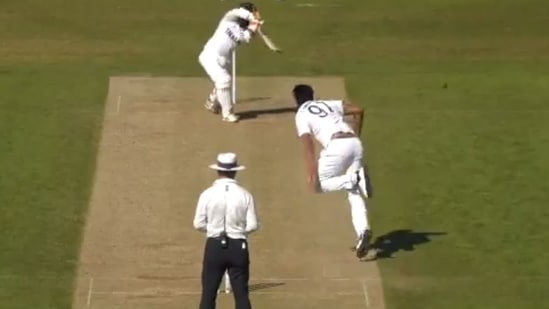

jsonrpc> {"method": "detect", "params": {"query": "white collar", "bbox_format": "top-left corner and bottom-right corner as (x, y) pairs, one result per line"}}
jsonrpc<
(214, 178), (237, 185)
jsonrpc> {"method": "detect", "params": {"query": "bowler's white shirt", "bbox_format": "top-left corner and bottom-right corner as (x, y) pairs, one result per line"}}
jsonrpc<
(201, 8), (254, 58)
(295, 100), (355, 149)
(193, 178), (259, 239)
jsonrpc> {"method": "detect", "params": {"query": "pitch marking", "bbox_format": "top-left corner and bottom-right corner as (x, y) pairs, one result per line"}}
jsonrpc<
(116, 95), (122, 114)
(91, 290), (363, 296)
(361, 280), (371, 308)
(86, 277), (94, 307)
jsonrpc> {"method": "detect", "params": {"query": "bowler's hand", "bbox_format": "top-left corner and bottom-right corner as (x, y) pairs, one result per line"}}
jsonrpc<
(307, 171), (319, 192)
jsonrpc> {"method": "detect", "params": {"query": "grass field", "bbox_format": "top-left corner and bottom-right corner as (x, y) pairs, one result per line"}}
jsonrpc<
(1, 0), (549, 308)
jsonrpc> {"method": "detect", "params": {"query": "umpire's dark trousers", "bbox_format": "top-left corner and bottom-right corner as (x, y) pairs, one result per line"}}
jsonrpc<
(199, 237), (251, 309)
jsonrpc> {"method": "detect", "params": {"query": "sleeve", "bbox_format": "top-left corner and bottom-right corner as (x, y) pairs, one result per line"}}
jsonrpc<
(325, 100), (344, 116)
(244, 194), (259, 234)
(193, 191), (208, 232)
(226, 26), (252, 44)
(239, 28), (253, 43)
(222, 8), (254, 22)
(295, 113), (311, 137)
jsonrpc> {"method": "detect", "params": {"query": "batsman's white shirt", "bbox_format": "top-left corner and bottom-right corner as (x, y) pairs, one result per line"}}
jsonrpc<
(295, 100), (355, 148)
(202, 8), (254, 59)
(193, 178), (259, 240)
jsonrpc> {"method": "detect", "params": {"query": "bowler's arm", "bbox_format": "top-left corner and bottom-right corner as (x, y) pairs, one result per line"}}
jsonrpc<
(299, 134), (317, 177)
(342, 101), (364, 136)
(193, 193), (208, 232)
(342, 102), (370, 176)
(295, 115), (317, 184)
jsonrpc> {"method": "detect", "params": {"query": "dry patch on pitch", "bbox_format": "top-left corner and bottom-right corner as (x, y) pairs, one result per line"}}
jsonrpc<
(72, 76), (386, 309)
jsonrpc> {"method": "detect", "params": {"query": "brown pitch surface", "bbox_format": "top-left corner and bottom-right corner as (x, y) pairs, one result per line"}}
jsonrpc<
(72, 76), (385, 309)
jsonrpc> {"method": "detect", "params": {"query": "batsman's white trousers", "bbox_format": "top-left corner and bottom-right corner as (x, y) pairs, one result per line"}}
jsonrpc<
(317, 137), (369, 237)
(198, 50), (231, 89)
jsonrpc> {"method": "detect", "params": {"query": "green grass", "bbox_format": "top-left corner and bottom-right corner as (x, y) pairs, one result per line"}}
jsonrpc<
(1, 0), (549, 308)
(353, 68), (549, 308)
(0, 63), (107, 308)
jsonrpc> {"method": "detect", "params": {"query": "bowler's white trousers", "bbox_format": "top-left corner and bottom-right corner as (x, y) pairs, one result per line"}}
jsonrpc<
(317, 137), (369, 237)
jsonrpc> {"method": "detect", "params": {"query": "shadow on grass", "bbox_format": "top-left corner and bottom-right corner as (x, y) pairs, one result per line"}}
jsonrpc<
(237, 107), (296, 120)
(372, 229), (447, 259)
(249, 282), (285, 292)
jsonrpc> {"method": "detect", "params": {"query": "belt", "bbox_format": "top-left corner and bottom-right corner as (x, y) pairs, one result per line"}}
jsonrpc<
(210, 236), (247, 241)
(331, 131), (356, 140)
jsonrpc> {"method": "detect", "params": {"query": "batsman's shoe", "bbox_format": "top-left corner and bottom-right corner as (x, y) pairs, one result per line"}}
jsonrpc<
(356, 168), (369, 198)
(204, 100), (220, 114)
(222, 114), (240, 123)
(355, 229), (373, 258)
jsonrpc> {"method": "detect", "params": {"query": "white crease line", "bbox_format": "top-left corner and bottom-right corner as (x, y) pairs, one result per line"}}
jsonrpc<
(92, 291), (363, 296)
(361, 280), (370, 308)
(2, 274), (548, 280)
(116, 95), (122, 114)
(77, 276), (383, 282)
(94, 291), (201, 295)
(86, 277), (94, 307)
(0, 275), (384, 281)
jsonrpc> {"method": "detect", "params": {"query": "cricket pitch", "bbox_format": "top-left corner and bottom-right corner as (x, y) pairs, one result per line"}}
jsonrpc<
(72, 76), (386, 309)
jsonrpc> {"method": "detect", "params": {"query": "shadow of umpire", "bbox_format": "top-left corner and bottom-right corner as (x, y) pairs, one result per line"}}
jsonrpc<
(249, 282), (285, 292)
(372, 229), (447, 259)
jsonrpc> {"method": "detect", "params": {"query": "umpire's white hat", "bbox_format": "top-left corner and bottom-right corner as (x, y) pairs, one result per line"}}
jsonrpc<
(209, 153), (246, 171)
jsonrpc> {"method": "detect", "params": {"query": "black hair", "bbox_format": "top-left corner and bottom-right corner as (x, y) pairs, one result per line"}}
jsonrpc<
(292, 84), (314, 106)
(239, 2), (258, 12)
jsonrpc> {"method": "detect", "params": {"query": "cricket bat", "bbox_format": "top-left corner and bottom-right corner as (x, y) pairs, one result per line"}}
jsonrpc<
(257, 28), (282, 53)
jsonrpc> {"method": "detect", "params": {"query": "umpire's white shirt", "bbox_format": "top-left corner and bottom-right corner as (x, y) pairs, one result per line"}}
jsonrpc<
(193, 178), (259, 239)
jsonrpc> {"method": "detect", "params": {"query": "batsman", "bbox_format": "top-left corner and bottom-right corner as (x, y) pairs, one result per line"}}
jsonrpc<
(198, 2), (263, 123)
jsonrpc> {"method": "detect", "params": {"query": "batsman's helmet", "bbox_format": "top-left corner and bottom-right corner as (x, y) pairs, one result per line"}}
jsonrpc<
(292, 84), (315, 106)
(239, 2), (258, 12)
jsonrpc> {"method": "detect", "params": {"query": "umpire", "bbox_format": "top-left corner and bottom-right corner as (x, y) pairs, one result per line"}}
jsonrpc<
(193, 152), (259, 309)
